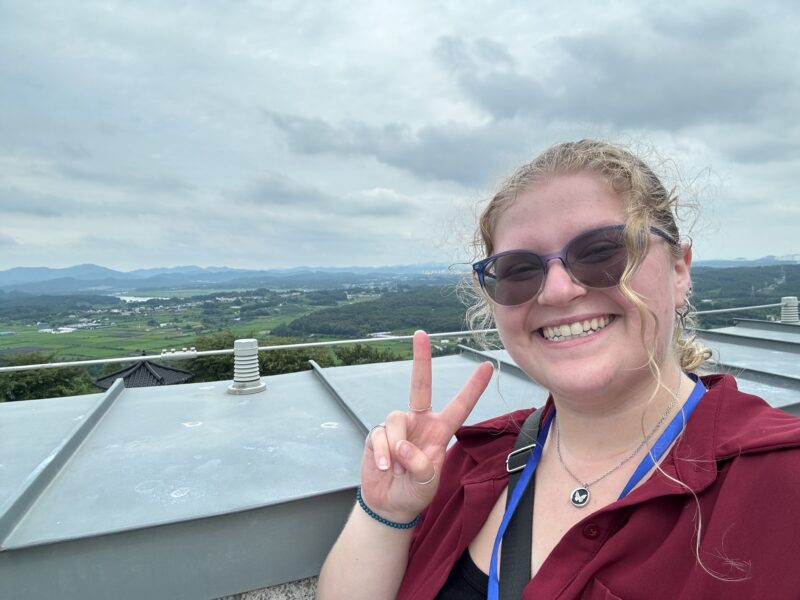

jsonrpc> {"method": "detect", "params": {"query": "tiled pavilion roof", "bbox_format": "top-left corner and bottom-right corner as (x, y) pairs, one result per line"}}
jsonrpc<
(94, 359), (192, 390)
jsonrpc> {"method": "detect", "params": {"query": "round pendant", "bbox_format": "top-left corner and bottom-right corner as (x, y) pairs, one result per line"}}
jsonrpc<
(570, 486), (590, 508)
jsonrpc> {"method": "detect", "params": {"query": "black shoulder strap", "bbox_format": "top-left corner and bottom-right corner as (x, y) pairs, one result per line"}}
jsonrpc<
(500, 407), (544, 600)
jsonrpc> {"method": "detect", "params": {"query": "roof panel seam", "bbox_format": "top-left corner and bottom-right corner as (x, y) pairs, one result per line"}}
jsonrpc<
(308, 360), (370, 436)
(457, 345), (532, 381)
(0, 379), (126, 549)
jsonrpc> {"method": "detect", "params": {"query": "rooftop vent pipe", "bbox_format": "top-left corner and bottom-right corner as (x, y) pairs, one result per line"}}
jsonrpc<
(227, 338), (267, 395)
(781, 296), (799, 324)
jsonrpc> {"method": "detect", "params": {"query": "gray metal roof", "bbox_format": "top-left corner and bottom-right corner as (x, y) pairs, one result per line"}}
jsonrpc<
(696, 319), (800, 412)
(0, 347), (547, 600)
(2, 322), (800, 599)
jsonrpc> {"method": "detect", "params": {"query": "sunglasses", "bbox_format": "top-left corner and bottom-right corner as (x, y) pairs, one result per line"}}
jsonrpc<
(472, 225), (677, 306)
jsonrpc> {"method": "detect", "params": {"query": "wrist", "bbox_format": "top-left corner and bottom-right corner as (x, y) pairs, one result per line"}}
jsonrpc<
(356, 487), (421, 529)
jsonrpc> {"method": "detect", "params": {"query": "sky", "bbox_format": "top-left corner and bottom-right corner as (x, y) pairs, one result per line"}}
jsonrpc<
(1, 1), (798, 271)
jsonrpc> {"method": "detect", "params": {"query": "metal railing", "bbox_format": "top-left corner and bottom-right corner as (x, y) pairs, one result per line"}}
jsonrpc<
(692, 302), (783, 315)
(0, 329), (499, 374)
(692, 296), (798, 318)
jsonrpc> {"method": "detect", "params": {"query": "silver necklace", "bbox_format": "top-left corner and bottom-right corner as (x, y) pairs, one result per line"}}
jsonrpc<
(555, 379), (682, 508)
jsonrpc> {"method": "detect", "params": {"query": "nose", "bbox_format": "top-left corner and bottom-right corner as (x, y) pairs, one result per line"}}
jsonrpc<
(536, 258), (587, 306)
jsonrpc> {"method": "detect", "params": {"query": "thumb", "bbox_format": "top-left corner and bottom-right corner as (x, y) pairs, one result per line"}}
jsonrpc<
(395, 440), (438, 486)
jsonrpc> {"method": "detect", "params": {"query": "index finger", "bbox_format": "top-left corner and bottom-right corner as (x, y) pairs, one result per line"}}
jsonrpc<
(408, 330), (432, 412)
(438, 361), (494, 435)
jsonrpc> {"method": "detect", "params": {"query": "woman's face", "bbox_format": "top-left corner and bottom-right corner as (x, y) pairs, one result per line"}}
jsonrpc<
(491, 171), (691, 400)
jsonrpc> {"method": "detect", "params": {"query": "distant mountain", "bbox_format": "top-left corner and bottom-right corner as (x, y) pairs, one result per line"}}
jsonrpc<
(694, 255), (800, 268)
(0, 264), (124, 286)
(0, 263), (460, 294)
(125, 266), (250, 279)
(7, 255), (797, 294)
(275, 262), (459, 274)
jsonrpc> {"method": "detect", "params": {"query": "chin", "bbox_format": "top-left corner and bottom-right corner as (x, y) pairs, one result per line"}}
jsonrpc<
(537, 367), (619, 399)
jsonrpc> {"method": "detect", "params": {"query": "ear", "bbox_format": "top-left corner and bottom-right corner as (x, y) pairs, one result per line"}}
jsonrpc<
(673, 242), (692, 309)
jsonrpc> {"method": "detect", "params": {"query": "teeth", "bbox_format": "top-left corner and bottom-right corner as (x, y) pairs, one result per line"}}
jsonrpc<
(541, 316), (614, 342)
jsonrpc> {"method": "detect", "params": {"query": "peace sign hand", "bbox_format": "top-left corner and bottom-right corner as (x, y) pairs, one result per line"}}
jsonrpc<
(361, 331), (494, 524)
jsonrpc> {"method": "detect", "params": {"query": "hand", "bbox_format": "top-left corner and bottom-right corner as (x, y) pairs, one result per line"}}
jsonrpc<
(361, 330), (494, 523)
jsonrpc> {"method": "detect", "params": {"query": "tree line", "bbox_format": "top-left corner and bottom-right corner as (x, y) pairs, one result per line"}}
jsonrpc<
(0, 292), (121, 321)
(272, 286), (468, 337)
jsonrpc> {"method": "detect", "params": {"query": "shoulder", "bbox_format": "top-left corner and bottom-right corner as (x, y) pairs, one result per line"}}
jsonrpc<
(701, 374), (800, 460)
(448, 408), (536, 471)
(455, 407), (535, 444)
(428, 408), (538, 498)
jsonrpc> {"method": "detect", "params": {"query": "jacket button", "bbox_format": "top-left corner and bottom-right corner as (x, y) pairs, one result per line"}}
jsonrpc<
(582, 523), (600, 539)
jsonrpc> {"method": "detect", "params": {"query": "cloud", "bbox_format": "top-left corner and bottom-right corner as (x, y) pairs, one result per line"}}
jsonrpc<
(58, 164), (193, 196)
(234, 174), (416, 218)
(0, 233), (18, 249)
(433, 9), (797, 132)
(0, 187), (67, 217)
(264, 110), (527, 185)
(649, 5), (756, 40)
(142, 206), (434, 270)
(0, 154), (195, 220)
(434, 35), (515, 73)
(1, 2), (799, 268)
(695, 124), (800, 165)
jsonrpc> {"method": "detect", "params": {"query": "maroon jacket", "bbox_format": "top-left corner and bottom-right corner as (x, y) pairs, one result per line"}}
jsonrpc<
(397, 375), (800, 599)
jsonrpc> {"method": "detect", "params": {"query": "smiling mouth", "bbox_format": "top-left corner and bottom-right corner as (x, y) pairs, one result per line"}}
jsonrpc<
(540, 315), (615, 342)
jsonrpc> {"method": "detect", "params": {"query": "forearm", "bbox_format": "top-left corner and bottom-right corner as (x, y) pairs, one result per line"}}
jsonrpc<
(317, 335), (491, 598)
(317, 502), (415, 600)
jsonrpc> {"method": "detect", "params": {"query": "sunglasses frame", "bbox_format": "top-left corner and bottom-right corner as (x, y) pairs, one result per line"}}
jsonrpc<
(472, 224), (677, 306)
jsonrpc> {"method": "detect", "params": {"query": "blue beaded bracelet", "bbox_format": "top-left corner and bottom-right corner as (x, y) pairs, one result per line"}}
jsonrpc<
(356, 486), (421, 529)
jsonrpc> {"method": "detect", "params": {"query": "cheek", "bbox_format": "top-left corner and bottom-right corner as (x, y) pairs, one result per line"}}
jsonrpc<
(494, 306), (528, 344)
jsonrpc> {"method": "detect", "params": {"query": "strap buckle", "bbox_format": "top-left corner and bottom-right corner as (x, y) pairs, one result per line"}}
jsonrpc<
(506, 443), (536, 473)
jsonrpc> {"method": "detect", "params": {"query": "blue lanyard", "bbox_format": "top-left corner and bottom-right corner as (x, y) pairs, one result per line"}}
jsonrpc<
(487, 377), (707, 600)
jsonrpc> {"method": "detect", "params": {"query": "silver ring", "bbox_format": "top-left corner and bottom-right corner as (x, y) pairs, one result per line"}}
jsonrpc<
(415, 465), (436, 485)
(367, 423), (385, 442)
(408, 403), (433, 413)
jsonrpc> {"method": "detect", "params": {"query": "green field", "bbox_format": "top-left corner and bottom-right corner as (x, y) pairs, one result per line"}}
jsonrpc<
(0, 285), (484, 365)
(0, 325), (470, 364)
(0, 308), (317, 362)
(0, 323), (195, 360)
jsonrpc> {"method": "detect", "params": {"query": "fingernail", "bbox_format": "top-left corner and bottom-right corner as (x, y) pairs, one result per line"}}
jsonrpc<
(396, 441), (411, 459)
(378, 457), (389, 471)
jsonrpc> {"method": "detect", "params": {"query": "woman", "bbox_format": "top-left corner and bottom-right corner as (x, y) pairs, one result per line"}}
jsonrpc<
(317, 140), (800, 599)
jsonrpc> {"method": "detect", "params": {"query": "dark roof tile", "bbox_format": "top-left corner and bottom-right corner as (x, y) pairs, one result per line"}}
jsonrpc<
(94, 360), (192, 389)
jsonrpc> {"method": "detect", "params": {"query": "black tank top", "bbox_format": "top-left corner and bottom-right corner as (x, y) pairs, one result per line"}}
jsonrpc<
(434, 548), (488, 599)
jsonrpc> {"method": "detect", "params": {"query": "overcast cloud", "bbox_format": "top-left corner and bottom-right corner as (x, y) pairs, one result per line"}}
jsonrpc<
(1, 1), (798, 270)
